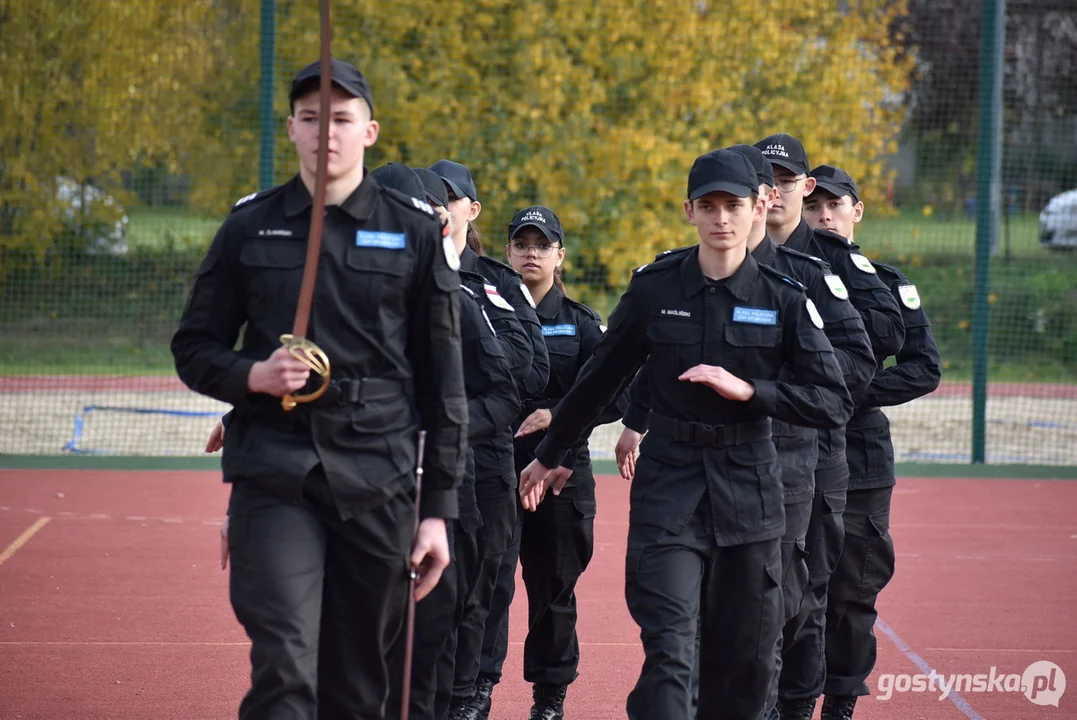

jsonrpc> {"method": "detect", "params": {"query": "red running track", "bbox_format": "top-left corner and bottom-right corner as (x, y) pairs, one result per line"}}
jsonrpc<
(0, 470), (1074, 719)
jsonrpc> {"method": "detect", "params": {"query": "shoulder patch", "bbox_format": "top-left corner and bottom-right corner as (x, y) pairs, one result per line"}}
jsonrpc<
(483, 283), (515, 312)
(759, 263), (806, 291)
(806, 299), (824, 329)
(600, 324), (608, 332)
(481, 307), (496, 335)
(898, 284), (921, 310)
(823, 274), (849, 300)
(443, 235), (461, 271)
(519, 283), (537, 309)
(850, 253), (877, 274)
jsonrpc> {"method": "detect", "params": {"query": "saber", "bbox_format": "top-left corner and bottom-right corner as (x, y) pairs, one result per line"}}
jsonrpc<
(399, 429), (427, 720)
(280, 0), (333, 411)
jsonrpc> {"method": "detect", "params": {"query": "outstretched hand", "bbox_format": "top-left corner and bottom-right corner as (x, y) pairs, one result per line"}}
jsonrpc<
(679, 364), (755, 402)
(518, 459), (573, 511)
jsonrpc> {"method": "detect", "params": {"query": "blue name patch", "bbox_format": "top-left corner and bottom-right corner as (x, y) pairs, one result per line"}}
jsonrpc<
(732, 307), (778, 326)
(542, 324), (577, 337)
(355, 231), (406, 249)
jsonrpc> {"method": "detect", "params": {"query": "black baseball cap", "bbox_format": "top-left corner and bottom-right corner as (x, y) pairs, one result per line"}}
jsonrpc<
(289, 58), (374, 116)
(429, 160), (478, 202)
(687, 149), (758, 200)
(727, 144), (775, 189)
(754, 133), (809, 176)
(509, 206), (564, 244)
(810, 165), (860, 203)
(412, 167), (449, 207)
(370, 163), (424, 199)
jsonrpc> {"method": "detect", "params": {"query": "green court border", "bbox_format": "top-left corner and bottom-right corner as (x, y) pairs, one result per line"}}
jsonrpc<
(1, 455), (1074, 479)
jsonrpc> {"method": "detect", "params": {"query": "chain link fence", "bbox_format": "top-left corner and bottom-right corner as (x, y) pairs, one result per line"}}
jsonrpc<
(1, 0), (1075, 463)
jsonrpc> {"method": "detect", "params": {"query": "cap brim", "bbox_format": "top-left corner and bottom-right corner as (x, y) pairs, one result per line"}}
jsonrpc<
(812, 180), (857, 202)
(767, 157), (806, 175)
(440, 177), (467, 201)
(689, 181), (753, 200)
(510, 222), (562, 244)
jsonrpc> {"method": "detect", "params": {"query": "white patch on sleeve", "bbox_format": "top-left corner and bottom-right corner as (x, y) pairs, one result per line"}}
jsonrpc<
(806, 299), (824, 329)
(824, 274), (849, 300)
(850, 254), (877, 274)
(443, 236), (461, 271)
(898, 284), (921, 310)
(484, 284), (515, 312)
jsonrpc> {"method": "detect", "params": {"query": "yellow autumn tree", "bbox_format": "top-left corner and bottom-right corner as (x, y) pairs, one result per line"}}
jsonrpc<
(261, 0), (911, 295)
(0, 0), (227, 276)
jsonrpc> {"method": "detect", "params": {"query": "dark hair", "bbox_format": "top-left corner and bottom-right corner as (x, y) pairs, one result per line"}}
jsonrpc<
(553, 264), (566, 293)
(465, 222), (485, 256)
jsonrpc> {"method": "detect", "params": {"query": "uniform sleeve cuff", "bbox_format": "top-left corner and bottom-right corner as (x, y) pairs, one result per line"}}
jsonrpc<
(420, 488), (459, 520)
(223, 358), (257, 407)
(746, 379), (776, 415)
(622, 405), (650, 433)
(535, 439), (570, 470)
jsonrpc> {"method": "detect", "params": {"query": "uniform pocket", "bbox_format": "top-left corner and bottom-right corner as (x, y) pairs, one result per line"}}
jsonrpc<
(344, 246), (412, 318)
(239, 240), (306, 321)
(727, 442), (781, 532)
(646, 320), (704, 372)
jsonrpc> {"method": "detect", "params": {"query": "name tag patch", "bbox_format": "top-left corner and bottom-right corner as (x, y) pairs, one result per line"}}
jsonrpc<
(356, 231), (406, 249)
(542, 324), (577, 337)
(733, 307), (778, 326)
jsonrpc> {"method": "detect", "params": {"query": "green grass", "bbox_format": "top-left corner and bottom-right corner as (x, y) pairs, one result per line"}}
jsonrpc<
(2, 208), (1075, 380)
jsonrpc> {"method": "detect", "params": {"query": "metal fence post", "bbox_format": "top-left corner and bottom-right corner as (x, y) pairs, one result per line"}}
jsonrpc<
(258, 0), (277, 190)
(971, 0), (1006, 464)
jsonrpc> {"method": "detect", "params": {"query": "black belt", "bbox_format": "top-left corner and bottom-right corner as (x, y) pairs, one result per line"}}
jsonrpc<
(648, 412), (770, 447)
(320, 377), (408, 406)
(846, 406), (887, 430)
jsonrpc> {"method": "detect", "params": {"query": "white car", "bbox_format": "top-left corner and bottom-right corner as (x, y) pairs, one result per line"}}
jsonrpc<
(1040, 188), (1077, 249)
(55, 176), (129, 255)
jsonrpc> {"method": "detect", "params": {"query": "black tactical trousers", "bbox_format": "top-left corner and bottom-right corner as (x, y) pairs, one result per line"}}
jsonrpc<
(778, 465), (848, 701)
(625, 497), (782, 720)
(227, 467), (412, 720)
(453, 482), (517, 701)
(477, 500), (524, 685)
(519, 492), (596, 686)
(385, 519), (476, 720)
(824, 486), (896, 698)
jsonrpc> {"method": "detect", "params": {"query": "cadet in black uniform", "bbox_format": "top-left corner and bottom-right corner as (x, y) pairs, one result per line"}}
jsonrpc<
(429, 161), (550, 719)
(518, 149), (853, 720)
(489, 206), (627, 720)
(804, 165), (942, 720)
(171, 59), (467, 719)
(366, 165), (519, 720)
(615, 145), (875, 720)
(753, 134), (906, 720)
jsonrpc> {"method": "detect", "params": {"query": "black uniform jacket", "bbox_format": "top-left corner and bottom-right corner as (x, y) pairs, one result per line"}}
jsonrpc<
(847, 262), (942, 489)
(171, 175), (468, 521)
(514, 285), (628, 512)
(534, 247), (853, 544)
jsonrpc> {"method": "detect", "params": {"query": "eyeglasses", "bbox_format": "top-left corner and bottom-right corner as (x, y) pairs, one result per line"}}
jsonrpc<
(507, 241), (560, 258)
(775, 176), (805, 193)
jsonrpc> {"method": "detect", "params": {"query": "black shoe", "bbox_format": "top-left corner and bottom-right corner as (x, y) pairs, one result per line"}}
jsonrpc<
(778, 697), (817, 720)
(529, 683), (567, 720)
(473, 675), (495, 720)
(821, 694), (857, 720)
